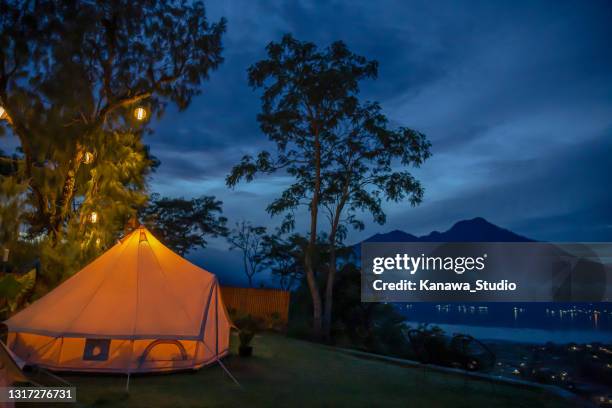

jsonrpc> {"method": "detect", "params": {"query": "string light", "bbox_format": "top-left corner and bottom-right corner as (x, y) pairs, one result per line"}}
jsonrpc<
(134, 107), (147, 121)
(83, 152), (94, 164)
(89, 212), (99, 224)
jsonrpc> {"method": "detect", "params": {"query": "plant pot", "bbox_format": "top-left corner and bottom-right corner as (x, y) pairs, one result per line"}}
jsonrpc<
(239, 345), (253, 357)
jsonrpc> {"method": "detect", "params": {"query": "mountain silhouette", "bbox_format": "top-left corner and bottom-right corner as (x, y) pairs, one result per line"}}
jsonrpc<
(362, 230), (420, 243)
(361, 217), (533, 244)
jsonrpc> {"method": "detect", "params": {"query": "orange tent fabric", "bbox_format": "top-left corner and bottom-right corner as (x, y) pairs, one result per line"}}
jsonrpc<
(3, 227), (231, 373)
(1, 340), (27, 384)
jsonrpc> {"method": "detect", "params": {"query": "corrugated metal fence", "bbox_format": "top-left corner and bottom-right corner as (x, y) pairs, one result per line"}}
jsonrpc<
(220, 286), (291, 328)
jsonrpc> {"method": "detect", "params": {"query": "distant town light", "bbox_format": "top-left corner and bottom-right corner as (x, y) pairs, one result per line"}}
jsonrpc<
(83, 152), (94, 164)
(89, 212), (99, 224)
(134, 107), (147, 121)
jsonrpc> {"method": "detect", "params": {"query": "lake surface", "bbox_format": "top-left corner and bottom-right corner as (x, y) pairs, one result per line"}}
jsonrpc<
(400, 302), (612, 344)
(404, 321), (612, 343)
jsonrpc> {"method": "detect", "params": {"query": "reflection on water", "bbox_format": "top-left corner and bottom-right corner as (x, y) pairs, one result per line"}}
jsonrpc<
(404, 321), (612, 344)
(400, 303), (612, 343)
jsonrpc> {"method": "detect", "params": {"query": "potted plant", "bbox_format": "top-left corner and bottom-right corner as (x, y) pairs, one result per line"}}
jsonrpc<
(235, 315), (261, 357)
(239, 328), (255, 357)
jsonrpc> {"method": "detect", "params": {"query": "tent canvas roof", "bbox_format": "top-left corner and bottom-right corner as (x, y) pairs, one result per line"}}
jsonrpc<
(5, 227), (217, 340)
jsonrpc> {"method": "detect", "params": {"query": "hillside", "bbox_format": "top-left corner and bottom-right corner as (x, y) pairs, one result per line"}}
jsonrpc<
(61, 333), (570, 408)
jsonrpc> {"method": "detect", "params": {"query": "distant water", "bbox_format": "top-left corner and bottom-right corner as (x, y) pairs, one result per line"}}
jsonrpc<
(400, 302), (612, 344)
(404, 321), (612, 344)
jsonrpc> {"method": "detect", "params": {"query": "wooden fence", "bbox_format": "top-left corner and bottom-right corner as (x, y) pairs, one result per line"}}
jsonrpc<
(220, 286), (291, 329)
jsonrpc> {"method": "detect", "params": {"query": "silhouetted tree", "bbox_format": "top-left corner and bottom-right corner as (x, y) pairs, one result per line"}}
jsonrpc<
(227, 34), (377, 337)
(261, 233), (305, 290)
(227, 221), (267, 287)
(331, 262), (413, 357)
(319, 101), (430, 337)
(141, 194), (228, 255)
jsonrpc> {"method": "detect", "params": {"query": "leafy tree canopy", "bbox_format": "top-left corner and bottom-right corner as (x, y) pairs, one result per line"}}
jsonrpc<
(141, 194), (228, 256)
(0, 0), (226, 244)
(0, 1), (225, 286)
(227, 33), (378, 230)
(261, 233), (303, 291)
(320, 99), (431, 242)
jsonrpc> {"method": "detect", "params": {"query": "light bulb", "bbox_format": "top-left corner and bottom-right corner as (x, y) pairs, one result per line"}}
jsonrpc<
(134, 107), (147, 121)
(83, 152), (94, 164)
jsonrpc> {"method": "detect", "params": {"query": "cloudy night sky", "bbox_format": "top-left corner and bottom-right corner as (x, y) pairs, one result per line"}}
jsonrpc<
(3, 0), (611, 284)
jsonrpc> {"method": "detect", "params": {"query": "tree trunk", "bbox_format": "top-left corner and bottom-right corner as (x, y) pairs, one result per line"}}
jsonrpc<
(304, 240), (323, 338)
(322, 234), (337, 340)
(304, 127), (323, 339)
(322, 188), (349, 340)
(50, 149), (84, 246)
(243, 252), (253, 288)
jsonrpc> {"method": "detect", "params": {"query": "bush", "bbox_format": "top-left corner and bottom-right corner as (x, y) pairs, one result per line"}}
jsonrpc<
(406, 324), (496, 371)
(234, 315), (264, 348)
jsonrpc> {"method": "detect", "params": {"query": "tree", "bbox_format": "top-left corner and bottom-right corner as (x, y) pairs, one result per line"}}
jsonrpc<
(141, 194), (228, 255)
(0, 0), (226, 247)
(261, 233), (305, 290)
(227, 34), (377, 337)
(0, 153), (26, 247)
(331, 261), (412, 358)
(319, 101), (431, 337)
(227, 221), (267, 287)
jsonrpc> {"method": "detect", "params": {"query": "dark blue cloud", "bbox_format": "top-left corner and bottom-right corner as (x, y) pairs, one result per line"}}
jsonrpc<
(142, 1), (612, 284)
(2, 1), (610, 285)
(146, 0), (612, 247)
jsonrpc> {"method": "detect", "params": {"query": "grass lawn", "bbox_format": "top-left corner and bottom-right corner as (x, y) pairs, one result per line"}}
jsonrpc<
(43, 333), (572, 408)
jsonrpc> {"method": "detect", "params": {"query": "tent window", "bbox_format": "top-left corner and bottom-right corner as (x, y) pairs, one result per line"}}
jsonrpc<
(83, 339), (110, 361)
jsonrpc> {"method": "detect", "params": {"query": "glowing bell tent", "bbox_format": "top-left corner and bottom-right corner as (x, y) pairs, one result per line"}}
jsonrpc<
(0, 340), (27, 386)
(4, 227), (232, 374)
